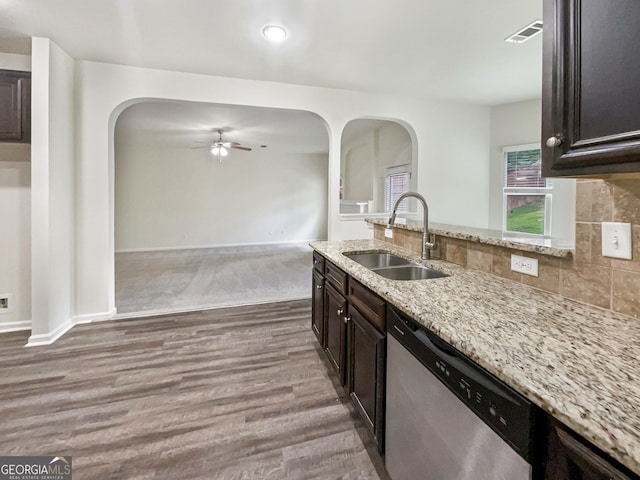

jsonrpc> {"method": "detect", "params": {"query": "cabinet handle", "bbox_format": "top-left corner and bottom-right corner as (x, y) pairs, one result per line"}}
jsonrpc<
(344, 315), (351, 324)
(316, 284), (323, 289)
(546, 135), (563, 148)
(337, 308), (344, 315)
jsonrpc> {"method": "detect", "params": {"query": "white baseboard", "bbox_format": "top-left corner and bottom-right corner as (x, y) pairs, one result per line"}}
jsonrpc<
(115, 239), (321, 253)
(23, 307), (118, 346)
(26, 319), (73, 347)
(0, 320), (32, 333)
(73, 308), (117, 325)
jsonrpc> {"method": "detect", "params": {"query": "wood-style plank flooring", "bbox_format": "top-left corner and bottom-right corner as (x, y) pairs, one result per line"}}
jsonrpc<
(0, 300), (389, 480)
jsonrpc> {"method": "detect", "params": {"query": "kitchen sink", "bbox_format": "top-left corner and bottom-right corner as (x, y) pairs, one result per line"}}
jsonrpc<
(374, 265), (448, 281)
(345, 252), (448, 280)
(345, 252), (413, 269)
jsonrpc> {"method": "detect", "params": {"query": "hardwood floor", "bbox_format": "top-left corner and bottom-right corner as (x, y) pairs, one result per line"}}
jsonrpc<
(0, 300), (389, 480)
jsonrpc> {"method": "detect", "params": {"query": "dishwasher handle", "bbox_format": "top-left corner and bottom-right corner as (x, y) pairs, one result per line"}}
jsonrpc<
(410, 324), (523, 407)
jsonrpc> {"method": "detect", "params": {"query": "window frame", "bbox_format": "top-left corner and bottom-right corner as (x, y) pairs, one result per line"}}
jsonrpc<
(385, 165), (411, 213)
(502, 143), (552, 237)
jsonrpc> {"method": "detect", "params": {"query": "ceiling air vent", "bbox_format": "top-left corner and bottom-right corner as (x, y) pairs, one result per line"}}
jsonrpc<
(505, 20), (543, 43)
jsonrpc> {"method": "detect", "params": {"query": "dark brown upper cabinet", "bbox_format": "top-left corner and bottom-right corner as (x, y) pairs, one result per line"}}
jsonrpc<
(541, 0), (640, 177)
(0, 69), (31, 144)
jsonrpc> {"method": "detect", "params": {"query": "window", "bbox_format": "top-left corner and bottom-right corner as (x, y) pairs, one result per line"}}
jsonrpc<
(385, 171), (410, 212)
(503, 144), (551, 236)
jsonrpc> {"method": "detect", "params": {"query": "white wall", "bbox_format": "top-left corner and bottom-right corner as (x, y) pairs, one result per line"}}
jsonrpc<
(29, 38), (76, 344)
(489, 99), (575, 246)
(0, 53), (31, 332)
(114, 143), (328, 250)
(70, 60), (491, 321)
(0, 52), (31, 72)
(0, 160), (31, 331)
(419, 102), (491, 228)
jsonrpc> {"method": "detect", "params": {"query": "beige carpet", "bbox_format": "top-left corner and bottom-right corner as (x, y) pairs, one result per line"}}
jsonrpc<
(115, 243), (313, 316)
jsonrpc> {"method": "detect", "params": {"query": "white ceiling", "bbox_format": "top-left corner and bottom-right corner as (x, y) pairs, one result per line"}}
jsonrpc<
(1, 0), (542, 151)
(0, 0), (542, 105)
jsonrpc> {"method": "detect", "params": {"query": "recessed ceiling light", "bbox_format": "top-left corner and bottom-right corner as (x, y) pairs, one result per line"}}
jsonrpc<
(263, 25), (287, 42)
(505, 20), (543, 43)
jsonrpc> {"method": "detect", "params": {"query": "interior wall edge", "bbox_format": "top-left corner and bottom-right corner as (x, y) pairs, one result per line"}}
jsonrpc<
(26, 317), (72, 347)
(72, 307), (118, 325)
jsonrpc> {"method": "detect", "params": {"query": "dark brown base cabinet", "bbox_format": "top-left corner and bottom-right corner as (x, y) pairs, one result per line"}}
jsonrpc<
(544, 421), (639, 480)
(324, 283), (348, 385)
(348, 306), (385, 451)
(311, 253), (386, 453)
(311, 269), (325, 347)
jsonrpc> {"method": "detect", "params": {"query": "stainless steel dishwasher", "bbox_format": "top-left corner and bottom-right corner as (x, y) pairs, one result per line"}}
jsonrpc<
(385, 305), (537, 480)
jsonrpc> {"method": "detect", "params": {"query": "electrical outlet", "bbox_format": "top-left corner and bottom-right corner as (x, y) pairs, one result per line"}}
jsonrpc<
(384, 228), (393, 239)
(0, 294), (12, 314)
(602, 222), (632, 259)
(511, 255), (538, 277)
(394, 217), (407, 225)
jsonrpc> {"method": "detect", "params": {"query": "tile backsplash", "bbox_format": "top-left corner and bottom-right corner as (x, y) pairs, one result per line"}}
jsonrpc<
(373, 179), (640, 318)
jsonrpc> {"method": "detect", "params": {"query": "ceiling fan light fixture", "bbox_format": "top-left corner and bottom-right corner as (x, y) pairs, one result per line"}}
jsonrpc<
(219, 147), (229, 157)
(263, 25), (287, 42)
(211, 146), (219, 155)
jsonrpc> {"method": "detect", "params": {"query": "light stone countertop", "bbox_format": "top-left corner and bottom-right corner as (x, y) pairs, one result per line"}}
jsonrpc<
(364, 217), (574, 258)
(311, 239), (640, 475)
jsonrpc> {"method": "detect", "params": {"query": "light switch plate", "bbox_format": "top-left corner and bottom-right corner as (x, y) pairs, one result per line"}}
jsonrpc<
(602, 222), (632, 259)
(511, 254), (539, 277)
(384, 228), (393, 239)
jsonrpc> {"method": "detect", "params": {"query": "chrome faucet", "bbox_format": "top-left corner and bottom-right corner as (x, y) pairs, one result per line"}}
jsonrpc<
(387, 192), (436, 260)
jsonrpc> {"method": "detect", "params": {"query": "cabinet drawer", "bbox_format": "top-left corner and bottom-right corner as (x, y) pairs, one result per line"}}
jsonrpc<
(349, 278), (385, 333)
(324, 260), (348, 295)
(312, 251), (325, 272)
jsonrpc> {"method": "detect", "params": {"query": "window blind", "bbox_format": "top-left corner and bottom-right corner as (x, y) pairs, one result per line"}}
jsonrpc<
(386, 172), (410, 212)
(503, 149), (546, 188)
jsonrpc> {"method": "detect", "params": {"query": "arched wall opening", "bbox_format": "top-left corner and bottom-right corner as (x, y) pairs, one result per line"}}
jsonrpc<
(110, 98), (331, 315)
(339, 118), (418, 216)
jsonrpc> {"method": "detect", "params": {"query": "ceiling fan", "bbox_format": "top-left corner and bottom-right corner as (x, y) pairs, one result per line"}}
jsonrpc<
(192, 129), (252, 162)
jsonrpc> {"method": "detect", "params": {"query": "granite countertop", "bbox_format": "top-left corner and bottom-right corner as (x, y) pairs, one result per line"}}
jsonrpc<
(311, 239), (640, 474)
(364, 218), (574, 258)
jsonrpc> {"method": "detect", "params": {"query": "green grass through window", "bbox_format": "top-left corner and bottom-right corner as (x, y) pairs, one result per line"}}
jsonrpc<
(506, 198), (545, 235)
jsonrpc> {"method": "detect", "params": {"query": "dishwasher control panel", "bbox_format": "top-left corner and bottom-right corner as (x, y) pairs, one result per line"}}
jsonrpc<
(387, 305), (536, 463)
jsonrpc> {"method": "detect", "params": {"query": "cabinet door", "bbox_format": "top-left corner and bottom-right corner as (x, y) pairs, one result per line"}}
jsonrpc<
(545, 423), (638, 480)
(0, 70), (30, 143)
(542, 0), (640, 176)
(311, 270), (325, 347)
(348, 307), (386, 452)
(324, 284), (347, 385)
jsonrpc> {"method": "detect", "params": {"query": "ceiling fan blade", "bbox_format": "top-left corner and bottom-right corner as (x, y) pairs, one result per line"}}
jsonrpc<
(189, 145), (209, 149)
(231, 145), (252, 151)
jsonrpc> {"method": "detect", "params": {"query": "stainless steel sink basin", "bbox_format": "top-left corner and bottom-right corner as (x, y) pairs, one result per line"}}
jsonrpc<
(344, 251), (448, 280)
(345, 252), (413, 269)
(374, 265), (448, 281)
